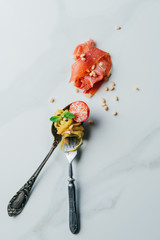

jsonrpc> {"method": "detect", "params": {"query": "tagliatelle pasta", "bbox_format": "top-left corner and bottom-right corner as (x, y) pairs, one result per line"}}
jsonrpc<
(54, 109), (84, 152)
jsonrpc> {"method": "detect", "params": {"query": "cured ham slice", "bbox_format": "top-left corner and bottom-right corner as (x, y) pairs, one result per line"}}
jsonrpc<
(69, 39), (112, 96)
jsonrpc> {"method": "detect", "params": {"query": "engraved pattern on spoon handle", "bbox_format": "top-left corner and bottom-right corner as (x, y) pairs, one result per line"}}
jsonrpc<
(7, 142), (58, 217)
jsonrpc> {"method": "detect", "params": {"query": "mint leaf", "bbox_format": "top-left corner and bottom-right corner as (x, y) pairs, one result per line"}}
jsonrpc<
(50, 116), (62, 122)
(62, 112), (75, 119)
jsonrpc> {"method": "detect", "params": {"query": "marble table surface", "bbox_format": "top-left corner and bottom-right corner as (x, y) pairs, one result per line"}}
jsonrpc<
(0, 0), (160, 239)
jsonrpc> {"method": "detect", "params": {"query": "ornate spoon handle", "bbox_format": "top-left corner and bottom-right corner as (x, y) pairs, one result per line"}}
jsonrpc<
(7, 142), (58, 217)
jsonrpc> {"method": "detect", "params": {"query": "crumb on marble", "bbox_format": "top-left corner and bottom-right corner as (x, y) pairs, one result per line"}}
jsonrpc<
(110, 86), (115, 91)
(113, 111), (118, 116)
(102, 103), (106, 107)
(50, 97), (54, 103)
(105, 86), (109, 91)
(114, 96), (119, 101)
(101, 97), (106, 103)
(75, 88), (79, 93)
(115, 26), (121, 30)
(111, 81), (115, 86)
(136, 88), (139, 91)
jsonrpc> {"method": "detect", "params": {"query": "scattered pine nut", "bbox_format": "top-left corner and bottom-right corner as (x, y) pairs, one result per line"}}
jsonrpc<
(108, 72), (111, 77)
(89, 71), (96, 77)
(101, 97), (106, 103)
(81, 57), (86, 61)
(99, 62), (103, 67)
(91, 65), (95, 70)
(105, 86), (109, 91)
(114, 96), (118, 101)
(110, 86), (115, 91)
(113, 111), (118, 116)
(136, 88), (139, 91)
(101, 103), (106, 107)
(86, 69), (90, 73)
(75, 88), (79, 93)
(92, 71), (97, 77)
(111, 81), (115, 86)
(88, 120), (94, 124)
(50, 97), (54, 103)
(80, 53), (85, 58)
(115, 26), (121, 30)
(104, 106), (108, 111)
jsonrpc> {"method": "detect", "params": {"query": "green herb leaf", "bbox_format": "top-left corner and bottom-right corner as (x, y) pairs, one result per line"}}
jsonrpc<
(50, 116), (62, 122)
(62, 112), (75, 119)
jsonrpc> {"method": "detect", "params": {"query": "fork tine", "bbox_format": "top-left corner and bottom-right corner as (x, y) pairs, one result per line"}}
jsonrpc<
(62, 136), (79, 156)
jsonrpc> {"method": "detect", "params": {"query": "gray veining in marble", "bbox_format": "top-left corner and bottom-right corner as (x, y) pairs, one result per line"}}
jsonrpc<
(0, 0), (160, 239)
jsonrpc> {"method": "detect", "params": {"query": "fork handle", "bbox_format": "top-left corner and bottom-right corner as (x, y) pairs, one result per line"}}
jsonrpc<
(68, 164), (79, 234)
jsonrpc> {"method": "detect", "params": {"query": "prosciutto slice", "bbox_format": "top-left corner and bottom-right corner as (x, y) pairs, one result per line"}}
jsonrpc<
(69, 39), (112, 96)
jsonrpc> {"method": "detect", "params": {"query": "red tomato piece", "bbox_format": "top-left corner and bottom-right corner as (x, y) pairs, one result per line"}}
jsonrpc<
(69, 101), (90, 122)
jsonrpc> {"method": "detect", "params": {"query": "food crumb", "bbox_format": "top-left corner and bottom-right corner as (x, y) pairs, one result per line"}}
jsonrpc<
(110, 86), (115, 91)
(111, 81), (115, 86)
(101, 103), (106, 107)
(113, 111), (118, 116)
(104, 106), (108, 111)
(136, 88), (139, 91)
(88, 120), (94, 124)
(50, 97), (54, 103)
(91, 65), (95, 70)
(115, 26), (121, 30)
(75, 88), (79, 93)
(101, 97), (106, 103)
(105, 86), (109, 91)
(114, 96), (118, 101)
(80, 53), (85, 58)
(81, 57), (86, 61)
(108, 72), (111, 78)
(91, 71), (97, 77)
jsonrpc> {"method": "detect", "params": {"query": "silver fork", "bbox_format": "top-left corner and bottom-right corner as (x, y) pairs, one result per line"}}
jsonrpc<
(63, 137), (79, 234)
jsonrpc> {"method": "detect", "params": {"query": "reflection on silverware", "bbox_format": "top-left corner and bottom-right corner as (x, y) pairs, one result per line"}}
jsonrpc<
(7, 106), (70, 217)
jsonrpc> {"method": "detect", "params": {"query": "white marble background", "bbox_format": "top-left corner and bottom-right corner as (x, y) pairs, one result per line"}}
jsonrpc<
(0, 0), (160, 239)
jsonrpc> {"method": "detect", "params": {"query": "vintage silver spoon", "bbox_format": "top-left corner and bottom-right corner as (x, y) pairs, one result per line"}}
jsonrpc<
(7, 105), (69, 217)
